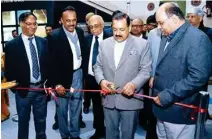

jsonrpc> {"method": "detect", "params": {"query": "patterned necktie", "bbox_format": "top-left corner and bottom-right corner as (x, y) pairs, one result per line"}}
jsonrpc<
(28, 37), (39, 79)
(92, 36), (99, 66)
(67, 33), (81, 60)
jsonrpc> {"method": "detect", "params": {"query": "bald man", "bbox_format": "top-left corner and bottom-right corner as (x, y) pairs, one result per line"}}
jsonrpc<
(131, 19), (145, 39)
(83, 15), (112, 139)
(153, 3), (212, 139)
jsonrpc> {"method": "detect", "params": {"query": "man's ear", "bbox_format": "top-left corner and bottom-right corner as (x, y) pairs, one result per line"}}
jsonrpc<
(199, 16), (203, 23)
(129, 23), (132, 32)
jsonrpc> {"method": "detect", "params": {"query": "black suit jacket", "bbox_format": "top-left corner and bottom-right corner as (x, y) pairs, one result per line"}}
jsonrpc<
(83, 30), (112, 78)
(48, 27), (85, 89)
(5, 35), (49, 97)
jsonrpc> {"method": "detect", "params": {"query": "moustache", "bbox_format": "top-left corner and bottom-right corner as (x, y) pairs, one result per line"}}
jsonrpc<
(115, 35), (122, 38)
(68, 25), (75, 28)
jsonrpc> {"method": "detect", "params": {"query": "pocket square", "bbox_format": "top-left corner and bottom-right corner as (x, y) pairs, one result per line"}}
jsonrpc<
(130, 50), (137, 55)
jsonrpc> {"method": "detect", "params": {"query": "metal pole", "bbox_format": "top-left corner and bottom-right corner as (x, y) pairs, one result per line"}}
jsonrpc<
(195, 91), (209, 139)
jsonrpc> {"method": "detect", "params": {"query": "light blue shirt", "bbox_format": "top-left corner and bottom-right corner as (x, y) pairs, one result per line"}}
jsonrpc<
(21, 34), (41, 83)
(147, 28), (161, 77)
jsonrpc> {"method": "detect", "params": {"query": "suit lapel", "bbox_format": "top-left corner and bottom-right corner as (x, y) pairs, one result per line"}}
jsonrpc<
(116, 35), (134, 70)
(17, 35), (30, 77)
(157, 22), (190, 65)
(107, 38), (116, 71)
(34, 36), (42, 60)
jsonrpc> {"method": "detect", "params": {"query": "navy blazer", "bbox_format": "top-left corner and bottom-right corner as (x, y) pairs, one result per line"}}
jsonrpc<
(83, 30), (112, 78)
(152, 22), (212, 124)
(47, 27), (85, 89)
(5, 35), (49, 97)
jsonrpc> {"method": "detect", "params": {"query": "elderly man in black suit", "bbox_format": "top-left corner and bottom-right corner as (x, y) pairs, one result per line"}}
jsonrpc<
(5, 12), (49, 139)
(48, 6), (85, 139)
(83, 15), (112, 139)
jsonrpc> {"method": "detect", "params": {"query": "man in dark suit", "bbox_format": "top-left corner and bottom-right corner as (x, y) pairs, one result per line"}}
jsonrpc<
(153, 3), (212, 139)
(5, 12), (48, 139)
(83, 15), (112, 139)
(48, 6), (85, 139)
(187, 7), (212, 42)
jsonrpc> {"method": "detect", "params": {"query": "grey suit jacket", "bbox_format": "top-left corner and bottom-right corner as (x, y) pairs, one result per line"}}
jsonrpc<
(94, 34), (152, 110)
(153, 22), (212, 124)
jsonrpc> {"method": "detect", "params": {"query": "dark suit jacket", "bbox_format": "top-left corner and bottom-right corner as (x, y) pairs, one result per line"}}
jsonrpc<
(5, 35), (49, 97)
(48, 27), (85, 89)
(83, 29), (112, 78)
(199, 24), (212, 42)
(152, 22), (212, 124)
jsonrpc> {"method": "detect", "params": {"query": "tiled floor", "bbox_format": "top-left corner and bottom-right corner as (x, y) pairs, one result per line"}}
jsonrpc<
(1, 86), (212, 139)
(1, 90), (146, 139)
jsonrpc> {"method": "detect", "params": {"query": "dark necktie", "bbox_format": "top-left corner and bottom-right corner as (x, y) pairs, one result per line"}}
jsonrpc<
(28, 37), (39, 80)
(92, 36), (99, 66)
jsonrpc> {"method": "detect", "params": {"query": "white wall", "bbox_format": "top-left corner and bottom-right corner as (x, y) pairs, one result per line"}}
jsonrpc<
(83, 0), (160, 23)
(83, 0), (212, 27)
(186, 0), (212, 27)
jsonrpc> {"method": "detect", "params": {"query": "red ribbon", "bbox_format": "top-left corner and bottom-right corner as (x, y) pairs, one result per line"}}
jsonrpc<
(12, 87), (207, 118)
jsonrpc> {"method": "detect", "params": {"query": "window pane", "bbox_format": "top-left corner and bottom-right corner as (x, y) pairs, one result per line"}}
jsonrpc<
(35, 26), (46, 37)
(18, 27), (22, 34)
(33, 9), (47, 24)
(17, 10), (31, 24)
(3, 27), (16, 41)
(2, 11), (16, 25)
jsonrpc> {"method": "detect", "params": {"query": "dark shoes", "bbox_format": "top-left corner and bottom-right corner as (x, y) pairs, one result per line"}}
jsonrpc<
(80, 120), (86, 128)
(90, 131), (105, 139)
(71, 137), (81, 139)
(83, 107), (89, 114)
(52, 122), (59, 130)
(209, 114), (212, 120)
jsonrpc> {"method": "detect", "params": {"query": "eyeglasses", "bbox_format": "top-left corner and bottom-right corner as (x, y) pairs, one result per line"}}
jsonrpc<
(186, 15), (198, 19)
(88, 24), (102, 30)
(131, 25), (143, 28)
(24, 22), (37, 27)
(157, 18), (170, 27)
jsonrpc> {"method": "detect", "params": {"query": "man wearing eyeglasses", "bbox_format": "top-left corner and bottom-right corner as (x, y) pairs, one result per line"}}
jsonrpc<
(152, 3), (212, 139)
(187, 8), (212, 42)
(5, 12), (48, 139)
(83, 14), (112, 139)
(130, 19), (146, 39)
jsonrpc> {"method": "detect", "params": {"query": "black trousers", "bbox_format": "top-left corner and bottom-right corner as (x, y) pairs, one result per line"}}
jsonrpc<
(139, 82), (158, 139)
(84, 75), (105, 132)
(16, 90), (47, 139)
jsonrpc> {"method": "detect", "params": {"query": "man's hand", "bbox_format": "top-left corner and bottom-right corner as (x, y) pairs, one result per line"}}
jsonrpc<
(149, 77), (154, 88)
(122, 82), (136, 96)
(100, 80), (114, 94)
(153, 96), (162, 106)
(55, 85), (66, 96)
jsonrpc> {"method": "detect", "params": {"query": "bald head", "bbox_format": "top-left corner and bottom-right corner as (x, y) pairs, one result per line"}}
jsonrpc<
(88, 15), (104, 36)
(131, 18), (143, 37)
(156, 2), (185, 35)
(85, 12), (95, 24)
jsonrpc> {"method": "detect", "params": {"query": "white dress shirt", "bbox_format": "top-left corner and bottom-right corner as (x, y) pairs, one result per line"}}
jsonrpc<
(88, 32), (103, 76)
(63, 26), (82, 70)
(22, 34), (41, 83)
(114, 40), (127, 68)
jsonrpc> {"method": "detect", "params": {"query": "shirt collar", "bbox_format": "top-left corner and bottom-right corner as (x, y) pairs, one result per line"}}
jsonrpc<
(93, 31), (103, 39)
(22, 33), (35, 40)
(62, 25), (76, 36)
(167, 25), (182, 42)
